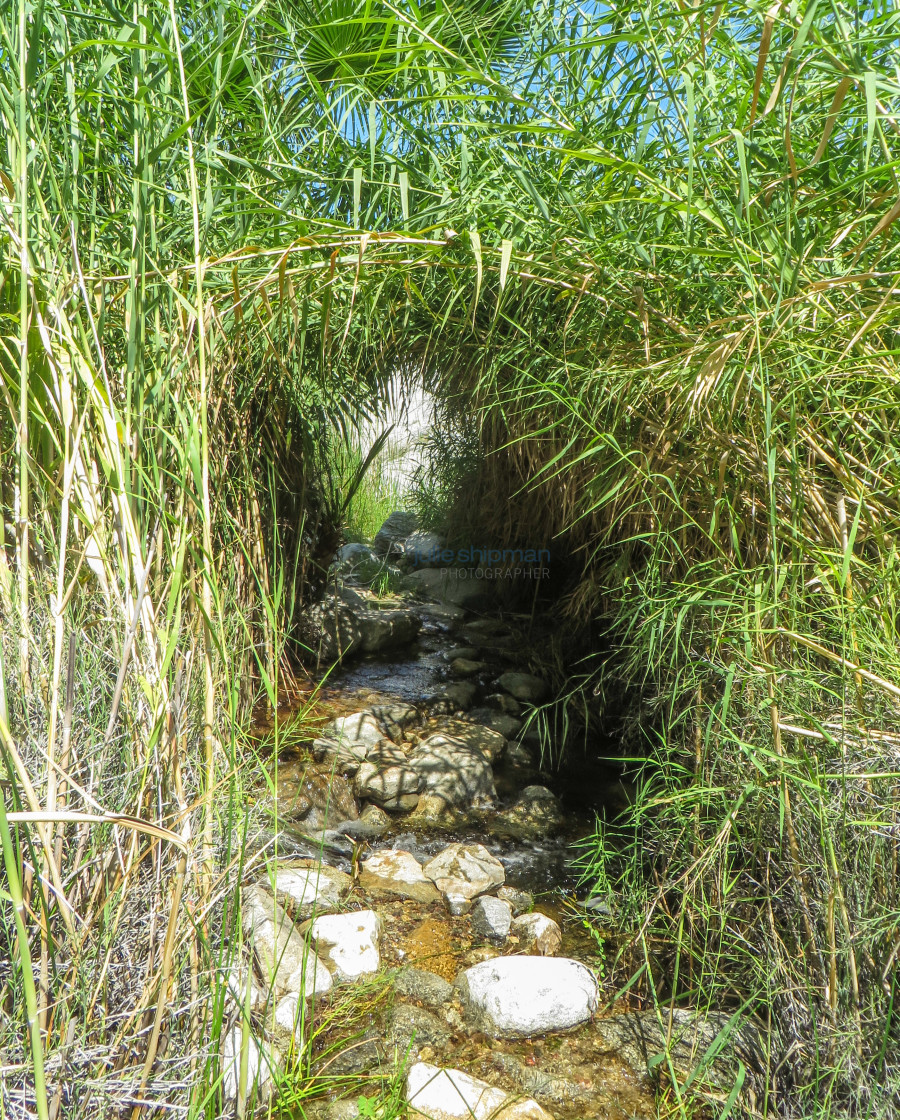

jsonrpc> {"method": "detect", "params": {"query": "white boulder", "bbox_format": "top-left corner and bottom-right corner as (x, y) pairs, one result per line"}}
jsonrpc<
(242, 886), (333, 999)
(359, 849), (440, 903)
(456, 956), (598, 1038)
(406, 1062), (552, 1120)
(307, 910), (383, 980)
(423, 843), (505, 902)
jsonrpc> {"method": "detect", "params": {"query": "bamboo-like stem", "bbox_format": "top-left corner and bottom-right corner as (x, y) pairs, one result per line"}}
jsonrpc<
(15, 0), (30, 692)
(0, 650), (48, 1120)
(166, 0), (216, 899)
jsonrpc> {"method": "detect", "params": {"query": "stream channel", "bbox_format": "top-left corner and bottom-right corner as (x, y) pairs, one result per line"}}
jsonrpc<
(250, 583), (659, 1120)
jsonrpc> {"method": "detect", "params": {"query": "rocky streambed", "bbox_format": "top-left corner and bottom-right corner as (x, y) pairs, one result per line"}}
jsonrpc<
(225, 522), (757, 1118)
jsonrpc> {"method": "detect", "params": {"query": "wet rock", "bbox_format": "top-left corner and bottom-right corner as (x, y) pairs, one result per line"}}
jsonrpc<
(457, 956), (598, 1038)
(422, 601), (466, 623)
(445, 646), (480, 662)
(335, 803), (392, 839)
(486, 692), (522, 715)
(306, 910), (382, 980)
(463, 945), (502, 967)
(498, 786), (564, 839)
(497, 886), (534, 915)
(593, 1008), (762, 1087)
(242, 886), (333, 999)
(451, 657), (487, 677)
(437, 681), (478, 711)
(386, 792), (421, 812)
(468, 707), (522, 739)
(279, 764), (358, 831)
(388, 1003), (452, 1054)
(490, 1052), (589, 1106)
(511, 912), (562, 956)
(408, 793), (452, 824)
(269, 863), (351, 918)
(306, 595), (420, 662)
(359, 849), (440, 903)
(403, 529), (446, 568)
(300, 828), (355, 856)
(498, 672), (548, 704)
(221, 1024), (279, 1101)
(406, 1062), (552, 1120)
(393, 966), (455, 1008)
(356, 607), (421, 653)
(505, 742), (534, 767)
(423, 843), (505, 903)
(354, 743), (423, 809)
(410, 735), (497, 807)
(324, 1037), (383, 1076)
(431, 719), (506, 763)
(462, 619), (511, 636)
(471, 896), (512, 942)
(313, 711), (385, 774)
(374, 511), (418, 557)
(404, 568), (492, 610)
(367, 702), (419, 740)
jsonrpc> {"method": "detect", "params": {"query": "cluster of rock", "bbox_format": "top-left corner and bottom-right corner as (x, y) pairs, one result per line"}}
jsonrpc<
(296, 685), (560, 844)
(224, 840), (598, 1117)
(308, 511), (556, 661)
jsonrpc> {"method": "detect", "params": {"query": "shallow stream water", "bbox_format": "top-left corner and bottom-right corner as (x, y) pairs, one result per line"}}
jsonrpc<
(259, 594), (656, 1119)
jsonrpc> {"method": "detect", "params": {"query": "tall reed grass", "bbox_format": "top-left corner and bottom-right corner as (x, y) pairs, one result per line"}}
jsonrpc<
(1, 0), (898, 1115)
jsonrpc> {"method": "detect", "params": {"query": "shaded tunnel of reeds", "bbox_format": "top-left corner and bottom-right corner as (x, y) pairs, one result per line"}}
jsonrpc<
(1, 0), (899, 1116)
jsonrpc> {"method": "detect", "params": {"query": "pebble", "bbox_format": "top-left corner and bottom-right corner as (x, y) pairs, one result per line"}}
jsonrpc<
(451, 658), (487, 677)
(471, 896), (513, 942)
(510, 912), (562, 956)
(497, 886), (534, 915)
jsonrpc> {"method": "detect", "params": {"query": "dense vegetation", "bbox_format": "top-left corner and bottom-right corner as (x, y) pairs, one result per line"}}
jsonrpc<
(1, 0), (899, 1116)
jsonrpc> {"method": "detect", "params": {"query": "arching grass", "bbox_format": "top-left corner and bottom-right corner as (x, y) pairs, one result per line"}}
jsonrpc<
(1, 0), (899, 1116)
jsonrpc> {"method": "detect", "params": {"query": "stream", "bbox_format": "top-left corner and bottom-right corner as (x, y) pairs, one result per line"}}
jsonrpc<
(247, 580), (665, 1119)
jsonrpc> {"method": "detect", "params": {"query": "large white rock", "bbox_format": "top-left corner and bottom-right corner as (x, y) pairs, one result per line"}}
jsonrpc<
(433, 718), (507, 762)
(308, 910), (383, 980)
(457, 956), (598, 1038)
(270, 864), (350, 918)
(359, 849), (440, 903)
(423, 843), (505, 902)
(242, 886), (333, 999)
(406, 1062), (552, 1120)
